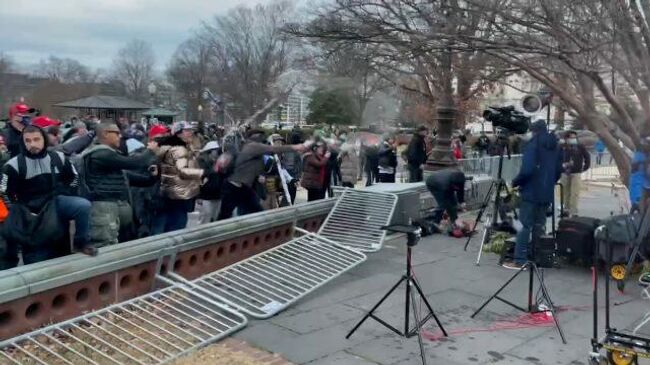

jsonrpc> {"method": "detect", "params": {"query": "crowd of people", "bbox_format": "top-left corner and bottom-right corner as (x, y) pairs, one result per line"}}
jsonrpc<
(0, 103), (437, 269)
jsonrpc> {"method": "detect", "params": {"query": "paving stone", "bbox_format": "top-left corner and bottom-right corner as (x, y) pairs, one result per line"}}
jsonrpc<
(306, 350), (381, 365)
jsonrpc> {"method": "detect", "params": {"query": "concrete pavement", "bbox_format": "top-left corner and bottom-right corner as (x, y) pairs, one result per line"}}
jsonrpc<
(231, 184), (648, 364)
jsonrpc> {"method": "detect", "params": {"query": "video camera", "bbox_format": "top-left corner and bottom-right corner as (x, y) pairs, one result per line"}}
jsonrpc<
(483, 105), (530, 135)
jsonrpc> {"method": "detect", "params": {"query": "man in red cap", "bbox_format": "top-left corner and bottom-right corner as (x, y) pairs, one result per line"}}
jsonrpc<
(4, 103), (34, 157)
(148, 124), (170, 140)
(32, 116), (62, 147)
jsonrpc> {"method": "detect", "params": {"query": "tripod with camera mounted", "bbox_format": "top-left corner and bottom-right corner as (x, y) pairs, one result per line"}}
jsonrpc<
(464, 132), (514, 265)
(346, 225), (447, 365)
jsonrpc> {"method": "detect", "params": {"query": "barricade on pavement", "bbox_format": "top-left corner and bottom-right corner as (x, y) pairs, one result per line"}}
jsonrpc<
(0, 279), (247, 365)
(318, 189), (398, 252)
(172, 229), (367, 319)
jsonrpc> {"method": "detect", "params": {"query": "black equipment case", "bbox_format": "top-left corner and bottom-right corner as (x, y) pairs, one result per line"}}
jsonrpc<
(556, 217), (601, 262)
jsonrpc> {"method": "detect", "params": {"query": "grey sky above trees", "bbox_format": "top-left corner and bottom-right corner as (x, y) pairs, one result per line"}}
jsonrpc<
(0, 0), (272, 70)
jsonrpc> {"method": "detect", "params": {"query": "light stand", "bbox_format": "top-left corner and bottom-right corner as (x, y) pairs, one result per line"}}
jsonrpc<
(346, 225), (448, 365)
(470, 209), (567, 344)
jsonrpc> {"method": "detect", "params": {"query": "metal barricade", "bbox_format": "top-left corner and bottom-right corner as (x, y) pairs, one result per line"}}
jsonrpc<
(176, 230), (367, 319)
(318, 189), (398, 252)
(0, 279), (247, 365)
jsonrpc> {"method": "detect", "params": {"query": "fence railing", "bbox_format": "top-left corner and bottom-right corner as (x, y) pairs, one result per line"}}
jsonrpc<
(458, 152), (620, 182)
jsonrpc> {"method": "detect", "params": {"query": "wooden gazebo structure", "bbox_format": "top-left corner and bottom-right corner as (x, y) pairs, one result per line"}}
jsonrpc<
(54, 95), (150, 121)
(142, 108), (178, 124)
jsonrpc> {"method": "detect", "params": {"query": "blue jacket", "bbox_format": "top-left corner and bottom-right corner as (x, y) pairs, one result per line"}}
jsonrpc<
(630, 151), (650, 204)
(512, 128), (562, 204)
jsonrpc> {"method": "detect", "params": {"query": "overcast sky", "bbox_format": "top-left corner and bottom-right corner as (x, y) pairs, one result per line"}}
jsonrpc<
(0, 0), (270, 72)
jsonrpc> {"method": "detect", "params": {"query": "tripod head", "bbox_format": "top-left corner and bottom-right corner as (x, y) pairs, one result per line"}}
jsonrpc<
(382, 225), (422, 247)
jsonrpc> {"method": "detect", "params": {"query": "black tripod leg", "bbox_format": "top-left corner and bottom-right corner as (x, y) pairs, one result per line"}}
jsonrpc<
(410, 282), (428, 365)
(532, 265), (567, 344)
(412, 277), (448, 336)
(346, 275), (407, 339)
(464, 182), (496, 251)
(471, 266), (527, 318)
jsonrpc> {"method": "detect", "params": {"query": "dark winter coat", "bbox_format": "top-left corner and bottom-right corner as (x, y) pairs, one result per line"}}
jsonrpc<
(301, 152), (328, 190)
(2, 125), (22, 158)
(83, 145), (154, 202)
(512, 126), (562, 204)
(406, 134), (427, 167)
(561, 144), (590, 174)
(378, 142), (398, 170)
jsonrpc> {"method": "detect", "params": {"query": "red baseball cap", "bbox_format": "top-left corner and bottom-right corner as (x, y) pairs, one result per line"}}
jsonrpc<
(149, 124), (170, 139)
(31, 116), (62, 129)
(8, 103), (34, 118)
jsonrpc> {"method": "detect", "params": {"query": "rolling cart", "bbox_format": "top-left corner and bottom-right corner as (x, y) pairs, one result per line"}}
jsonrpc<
(590, 209), (650, 365)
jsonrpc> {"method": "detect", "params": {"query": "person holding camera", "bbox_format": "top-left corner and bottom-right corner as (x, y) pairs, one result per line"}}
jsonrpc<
(559, 130), (590, 217)
(504, 120), (562, 270)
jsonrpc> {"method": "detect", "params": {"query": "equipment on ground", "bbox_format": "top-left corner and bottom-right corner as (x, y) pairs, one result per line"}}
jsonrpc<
(346, 224), (447, 365)
(556, 216), (601, 263)
(471, 219), (567, 344)
(464, 133), (513, 265)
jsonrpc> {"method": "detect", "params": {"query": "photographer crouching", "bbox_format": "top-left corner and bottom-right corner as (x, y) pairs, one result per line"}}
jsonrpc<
(503, 120), (562, 270)
(425, 169), (466, 234)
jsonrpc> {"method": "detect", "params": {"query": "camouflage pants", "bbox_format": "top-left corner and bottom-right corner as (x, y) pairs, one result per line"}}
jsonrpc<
(90, 201), (133, 247)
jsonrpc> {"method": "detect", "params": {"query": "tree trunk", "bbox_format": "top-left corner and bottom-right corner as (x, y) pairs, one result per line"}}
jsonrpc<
(585, 112), (632, 185)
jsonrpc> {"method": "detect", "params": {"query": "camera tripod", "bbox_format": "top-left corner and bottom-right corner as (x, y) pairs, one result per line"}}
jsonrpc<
(346, 225), (447, 365)
(464, 137), (512, 265)
(471, 218), (567, 344)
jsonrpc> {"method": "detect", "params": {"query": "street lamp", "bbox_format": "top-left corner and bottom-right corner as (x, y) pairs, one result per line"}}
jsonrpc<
(197, 104), (204, 121)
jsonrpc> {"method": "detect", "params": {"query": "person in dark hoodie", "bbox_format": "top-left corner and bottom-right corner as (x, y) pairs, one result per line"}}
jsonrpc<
(0, 125), (94, 267)
(503, 120), (562, 270)
(217, 129), (308, 220)
(378, 135), (398, 183)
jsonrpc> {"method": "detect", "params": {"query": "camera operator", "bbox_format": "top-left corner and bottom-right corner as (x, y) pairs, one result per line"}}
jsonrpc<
(425, 169), (466, 230)
(559, 130), (590, 217)
(504, 120), (562, 270)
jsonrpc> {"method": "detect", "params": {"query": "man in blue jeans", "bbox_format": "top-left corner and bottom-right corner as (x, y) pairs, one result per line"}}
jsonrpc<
(0, 125), (94, 268)
(503, 120), (562, 270)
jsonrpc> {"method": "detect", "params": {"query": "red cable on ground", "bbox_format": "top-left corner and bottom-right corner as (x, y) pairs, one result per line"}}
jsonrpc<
(421, 305), (590, 342)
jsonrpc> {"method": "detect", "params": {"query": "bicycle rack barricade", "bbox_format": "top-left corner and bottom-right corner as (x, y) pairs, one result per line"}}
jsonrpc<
(318, 189), (398, 252)
(171, 229), (367, 319)
(0, 277), (247, 365)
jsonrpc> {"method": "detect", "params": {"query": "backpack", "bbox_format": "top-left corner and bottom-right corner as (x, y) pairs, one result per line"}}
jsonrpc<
(75, 145), (114, 198)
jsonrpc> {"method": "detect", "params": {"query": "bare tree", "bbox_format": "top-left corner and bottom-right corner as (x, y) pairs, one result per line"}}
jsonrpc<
(167, 35), (215, 120)
(291, 0), (650, 183)
(319, 43), (389, 120)
(433, 0), (649, 183)
(112, 39), (155, 100)
(201, 0), (295, 121)
(36, 56), (96, 84)
(288, 0), (515, 127)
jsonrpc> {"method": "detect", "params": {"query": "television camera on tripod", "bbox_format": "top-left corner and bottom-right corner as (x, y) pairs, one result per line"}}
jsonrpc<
(464, 105), (531, 265)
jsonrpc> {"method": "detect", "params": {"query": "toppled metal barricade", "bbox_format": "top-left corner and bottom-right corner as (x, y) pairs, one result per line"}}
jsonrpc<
(318, 189), (398, 252)
(172, 229), (367, 319)
(0, 280), (247, 365)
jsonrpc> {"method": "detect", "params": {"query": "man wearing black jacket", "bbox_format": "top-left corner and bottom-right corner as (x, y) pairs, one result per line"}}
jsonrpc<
(82, 123), (157, 247)
(406, 126), (428, 182)
(3, 103), (33, 158)
(0, 126), (93, 267)
(218, 129), (307, 220)
(560, 130), (590, 216)
(425, 169), (466, 223)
